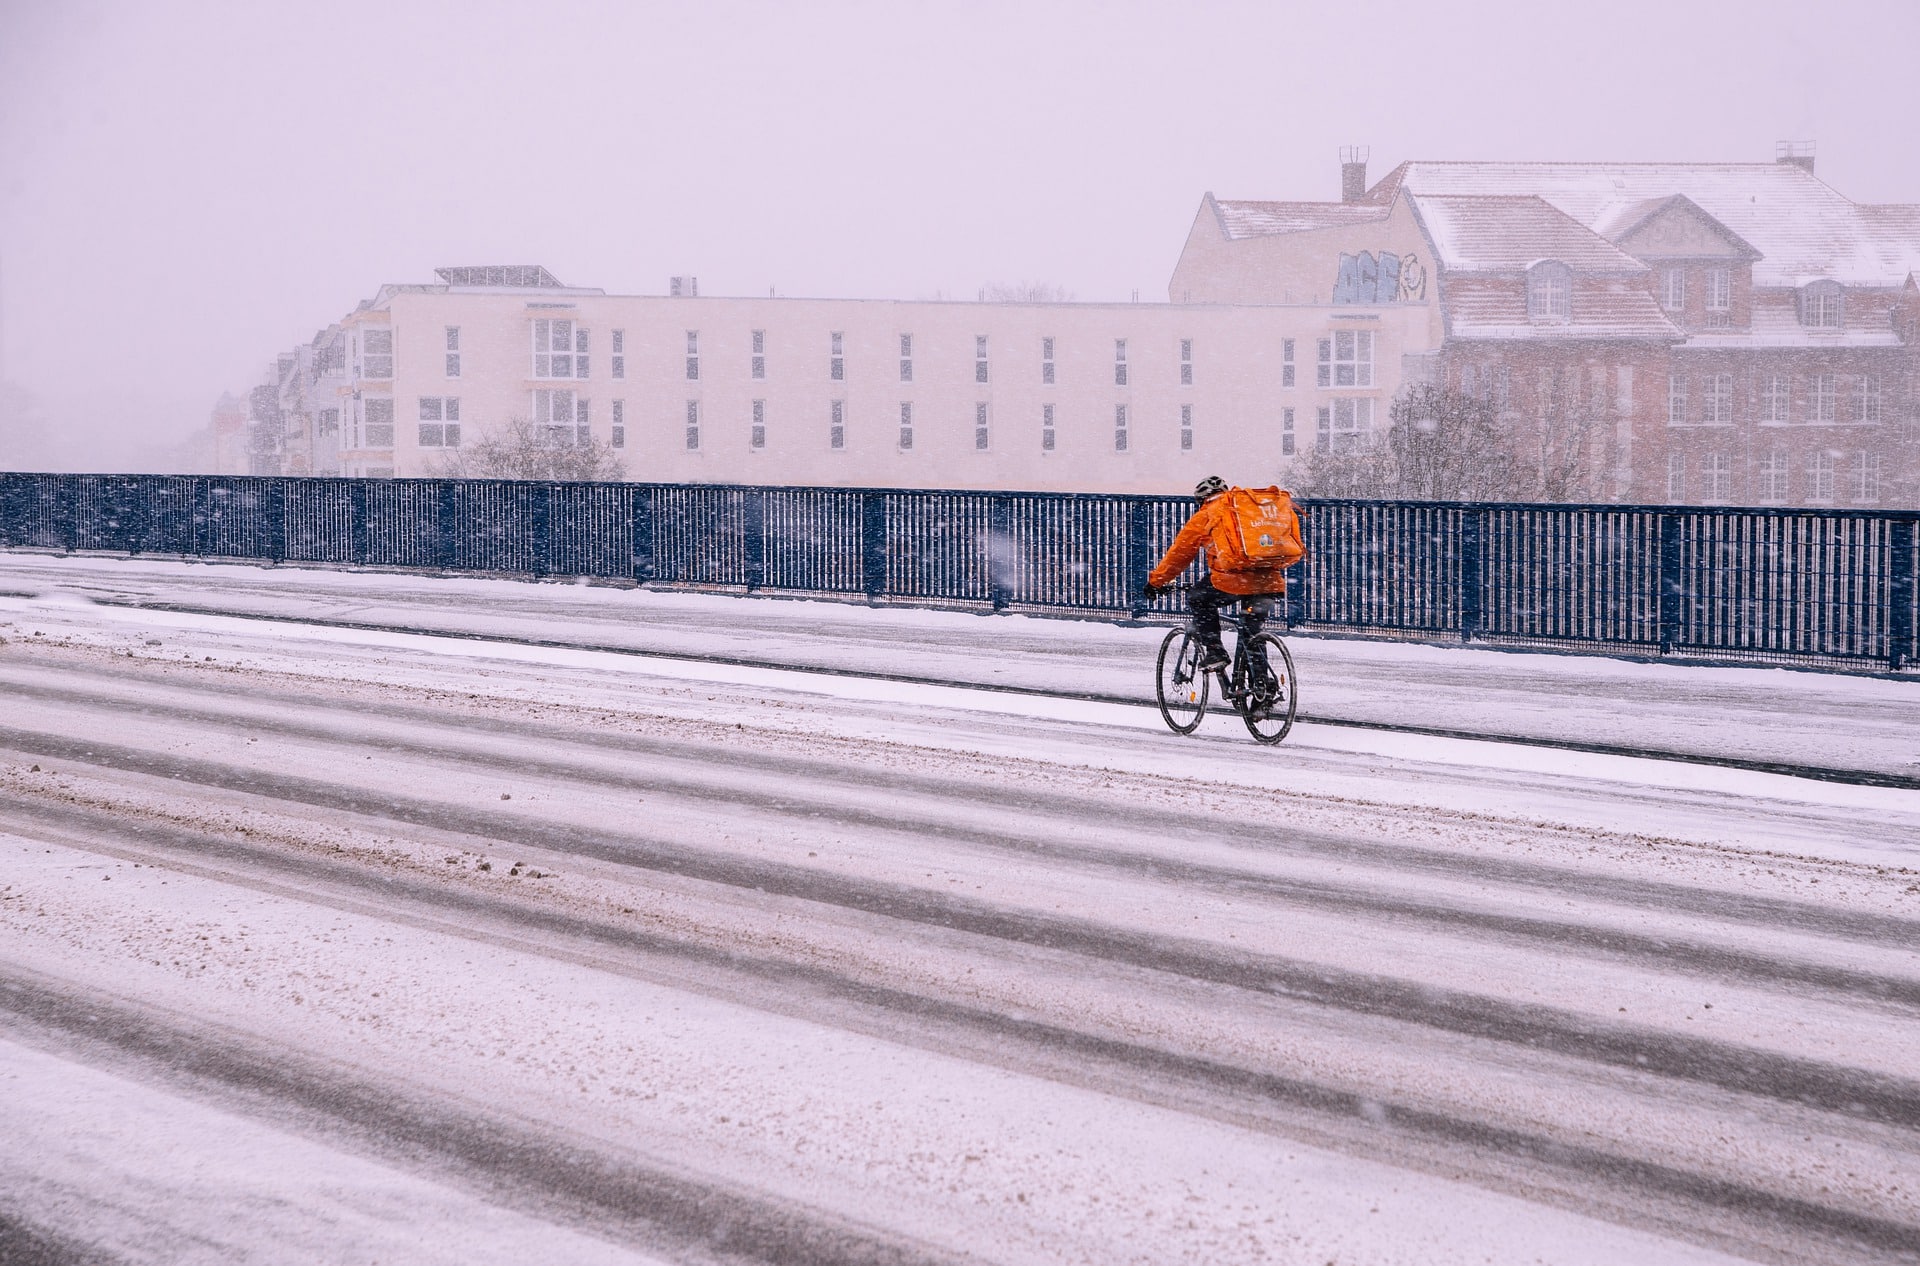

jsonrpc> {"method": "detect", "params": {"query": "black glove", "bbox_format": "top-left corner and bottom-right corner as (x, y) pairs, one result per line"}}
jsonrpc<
(1143, 584), (1169, 601)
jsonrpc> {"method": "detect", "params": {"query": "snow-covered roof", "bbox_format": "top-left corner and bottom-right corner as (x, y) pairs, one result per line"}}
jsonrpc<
(1678, 302), (1905, 350)
(1857, 206), (1920, 279)
(1370, 161), (1920, 288)
(1411, 195), (1649, 274)
(1209, 196), (1391, 239)
(359, 280), (605, 311)
(1592, 194), (1763, 260)
(1442, 284), (1681, 341)
(436, 265), (565, 287)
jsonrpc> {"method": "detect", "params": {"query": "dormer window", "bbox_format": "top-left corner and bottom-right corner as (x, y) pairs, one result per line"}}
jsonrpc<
(1800, 281), (1843, 329)
(1527, 262), (1572, 322)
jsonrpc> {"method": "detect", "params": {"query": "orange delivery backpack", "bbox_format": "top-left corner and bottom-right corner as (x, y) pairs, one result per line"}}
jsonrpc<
(1213, 486), (1307, 571)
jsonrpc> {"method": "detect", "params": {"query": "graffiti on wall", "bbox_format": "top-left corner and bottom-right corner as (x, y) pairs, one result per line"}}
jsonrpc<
(1334, 251), (1427, 304)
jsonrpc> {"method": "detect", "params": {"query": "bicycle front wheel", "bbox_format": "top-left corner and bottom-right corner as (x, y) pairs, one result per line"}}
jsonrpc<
(1239, 633), (1298, 745)
(1155, 628), (1209, 735)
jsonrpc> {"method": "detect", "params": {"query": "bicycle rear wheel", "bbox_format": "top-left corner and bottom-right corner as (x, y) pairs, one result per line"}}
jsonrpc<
(1239, 633), (1298, 745)
(1155, 628), (1209, 734)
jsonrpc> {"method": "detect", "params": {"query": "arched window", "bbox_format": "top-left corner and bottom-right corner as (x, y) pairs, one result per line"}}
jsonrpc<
(1800, 281), (1843, 328)
(1527, 262), (1572, 322)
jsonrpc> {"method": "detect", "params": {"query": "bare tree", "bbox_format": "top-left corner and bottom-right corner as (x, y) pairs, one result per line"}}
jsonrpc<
(1529, 366), (1620, 503)
(1286, 431), (1394, 499)
(979, 280), (1075, 303)
(1386, 383), (1526, 500)
(432, 417), (626, 482)
(1291, 384), (1523, 501)
(1292, 371), (1626, 503)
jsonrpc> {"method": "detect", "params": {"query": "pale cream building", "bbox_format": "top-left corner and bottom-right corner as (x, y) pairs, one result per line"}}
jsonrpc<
(316, 263), (1436, 493)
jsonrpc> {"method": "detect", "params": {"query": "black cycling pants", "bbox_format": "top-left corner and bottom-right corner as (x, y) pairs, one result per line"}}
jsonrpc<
(1188, 578), (1273, 652)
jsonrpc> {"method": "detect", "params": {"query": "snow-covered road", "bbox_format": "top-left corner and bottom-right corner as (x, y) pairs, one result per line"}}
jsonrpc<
(1, 554), (1917, 1265)
(5, 551), (1917, 782)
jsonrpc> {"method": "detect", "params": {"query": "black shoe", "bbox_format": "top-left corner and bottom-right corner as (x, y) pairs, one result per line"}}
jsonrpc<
(1197, 647), (1230, 673)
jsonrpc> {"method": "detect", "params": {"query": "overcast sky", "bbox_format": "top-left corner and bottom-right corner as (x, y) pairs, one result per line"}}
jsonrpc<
(2, 0), (1917, 465)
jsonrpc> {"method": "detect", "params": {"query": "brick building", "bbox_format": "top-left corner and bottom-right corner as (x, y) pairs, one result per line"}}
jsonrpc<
(1172, 149), (1920, 506)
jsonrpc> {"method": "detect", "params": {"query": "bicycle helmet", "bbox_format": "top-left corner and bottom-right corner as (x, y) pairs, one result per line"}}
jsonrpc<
(1193, 474), (1228, 503)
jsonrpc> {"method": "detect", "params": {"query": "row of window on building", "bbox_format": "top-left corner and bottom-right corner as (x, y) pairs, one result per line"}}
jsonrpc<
(1451, 364), (1897, 426)
(1668, 373), (1888, 425)
(344, 393), (1224, 454)
(1276, 400), (1377, 456)
(1657, 266), (1736, 323)
(1526, 264), (1842, 327)
(368, 322), (1373, 390)
(542, 321), (1232, 388)
(672, 398), (1201, 454)
(1668, 449), (1884, 503)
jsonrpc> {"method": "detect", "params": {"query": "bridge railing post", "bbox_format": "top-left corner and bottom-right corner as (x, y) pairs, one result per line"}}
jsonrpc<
(0, 473), (19, 548)
(531, 483), (553, 577)
(631, 484), (655, 583)
(350, 479), (370, 565)
(266, 478), (287, 564)
(987, 494), (1013, 610)
(1657, 511), (1685, 655)
(1889, 515), (1916, 672)
(1459, 506), (1484, 642)
(1124, 497), (1153, 619)
(191, 477), (210, 558)
(744, 487), (766, 592)
(59, 474), (79, 553)
(436, 480), (460, 571)
(861, 491), (887, 601)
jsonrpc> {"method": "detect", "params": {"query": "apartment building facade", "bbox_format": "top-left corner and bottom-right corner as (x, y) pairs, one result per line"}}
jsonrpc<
(300, 270), (1433, 495)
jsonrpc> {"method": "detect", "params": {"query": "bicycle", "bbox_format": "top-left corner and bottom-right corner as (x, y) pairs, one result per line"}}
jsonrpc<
(1153, 590), (1299, 744)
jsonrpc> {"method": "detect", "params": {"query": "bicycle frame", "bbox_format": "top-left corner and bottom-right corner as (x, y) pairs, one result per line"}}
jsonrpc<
(1153, 583), (1298, 744)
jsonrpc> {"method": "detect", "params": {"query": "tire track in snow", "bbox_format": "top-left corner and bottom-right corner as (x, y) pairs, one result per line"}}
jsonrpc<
(4, 798), (1916, 1266)
(8, 673), (1917, 1024)
(5, 663), (1913, 956)
(5, 722), (1919, 1136)
(0, 968), (970, 1266)
(0, 1213), (116, 1266)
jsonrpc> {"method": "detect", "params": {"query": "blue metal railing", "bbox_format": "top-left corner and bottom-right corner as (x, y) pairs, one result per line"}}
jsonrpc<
(1, 472), (1915, 673)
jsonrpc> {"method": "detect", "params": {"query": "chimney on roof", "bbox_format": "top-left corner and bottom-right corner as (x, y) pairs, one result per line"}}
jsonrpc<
(1775, 140), (1816, 174)
(1340, 146), (1370, 203)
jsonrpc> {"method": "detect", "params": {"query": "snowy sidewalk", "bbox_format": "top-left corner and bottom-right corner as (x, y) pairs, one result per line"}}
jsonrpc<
(2, 550), (1917, 780)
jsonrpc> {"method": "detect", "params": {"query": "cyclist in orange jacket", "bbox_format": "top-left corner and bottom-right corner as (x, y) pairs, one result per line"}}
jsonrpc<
(1144, 475), (1292, 673)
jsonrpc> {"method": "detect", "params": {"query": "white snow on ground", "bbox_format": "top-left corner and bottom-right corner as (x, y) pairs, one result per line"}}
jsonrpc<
(0, 838), (1749, 1266)
(0, 552), (1916, 1265)
(0, 1034), (671, 1266)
